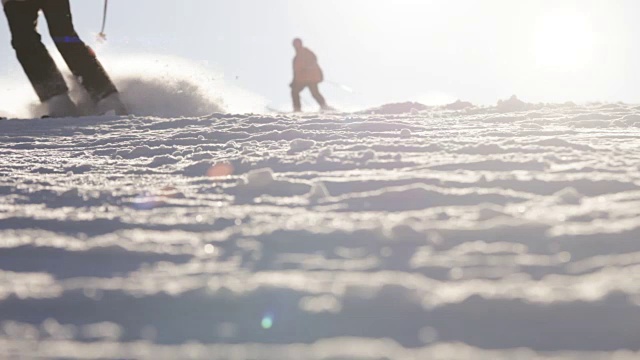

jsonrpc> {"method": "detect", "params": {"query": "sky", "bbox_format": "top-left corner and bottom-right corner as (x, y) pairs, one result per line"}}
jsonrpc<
(0, 0), (639, 111)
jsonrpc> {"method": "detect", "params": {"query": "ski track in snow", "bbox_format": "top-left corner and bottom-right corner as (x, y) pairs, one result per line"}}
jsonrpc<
(1, 103), (640, 359)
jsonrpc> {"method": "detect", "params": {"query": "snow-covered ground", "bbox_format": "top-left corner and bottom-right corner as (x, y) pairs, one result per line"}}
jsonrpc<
(1, 100), (640, 359)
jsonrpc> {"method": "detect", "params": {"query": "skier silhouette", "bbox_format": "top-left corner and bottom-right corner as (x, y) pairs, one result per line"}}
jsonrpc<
(2, 0), (127, 117)
(290, 38), (330, 112)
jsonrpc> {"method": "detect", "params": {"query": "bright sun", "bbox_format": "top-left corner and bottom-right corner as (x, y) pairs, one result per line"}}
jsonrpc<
(533, 11), (595, 69)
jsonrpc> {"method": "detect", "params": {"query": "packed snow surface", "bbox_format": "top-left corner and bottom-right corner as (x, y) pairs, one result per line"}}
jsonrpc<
(1, 102), (640, 359)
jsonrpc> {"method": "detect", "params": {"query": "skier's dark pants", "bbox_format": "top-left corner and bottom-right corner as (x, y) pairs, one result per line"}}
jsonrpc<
(291, 82), (326, 111)
(3, 0), (117, 102)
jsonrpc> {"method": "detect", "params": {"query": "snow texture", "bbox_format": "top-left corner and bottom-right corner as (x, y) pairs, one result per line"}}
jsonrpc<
(1, 100), (640, 359)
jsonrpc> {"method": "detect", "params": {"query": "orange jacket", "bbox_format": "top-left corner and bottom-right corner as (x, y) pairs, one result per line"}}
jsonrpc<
(293, 47), (324, 85)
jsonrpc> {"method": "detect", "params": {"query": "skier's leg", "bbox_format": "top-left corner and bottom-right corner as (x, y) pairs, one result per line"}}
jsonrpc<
(291, 83), (304, 112)
(308, 83), (328, 109)
(3, 1), (69, 102)
(42, 0), (118, 103)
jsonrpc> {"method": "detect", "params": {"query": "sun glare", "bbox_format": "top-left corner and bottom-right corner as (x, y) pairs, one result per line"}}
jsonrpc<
(533, 11), (595, 69)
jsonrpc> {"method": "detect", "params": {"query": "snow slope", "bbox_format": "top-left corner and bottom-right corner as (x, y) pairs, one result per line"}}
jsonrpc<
(1, 102), (640, 359)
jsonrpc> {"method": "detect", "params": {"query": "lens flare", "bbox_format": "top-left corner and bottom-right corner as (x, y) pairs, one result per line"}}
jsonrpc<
(261, 314), (274, 329)
(207, 163), (234, 178)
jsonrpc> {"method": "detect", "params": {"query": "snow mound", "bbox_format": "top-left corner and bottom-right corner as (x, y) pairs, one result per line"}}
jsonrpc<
(551, 187), (583, 205)
(307, 182), (331, 202)
(443, 99), (475, 110)
(364, 102), (430, 114)
(289, 139), (316, 154)
(243, 168), (275, 189)
(496, 95), (538, 113)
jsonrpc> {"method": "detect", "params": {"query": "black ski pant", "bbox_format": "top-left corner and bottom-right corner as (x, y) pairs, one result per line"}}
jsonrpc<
(291, 82), (326, 112)
(3, 0), (118, 102)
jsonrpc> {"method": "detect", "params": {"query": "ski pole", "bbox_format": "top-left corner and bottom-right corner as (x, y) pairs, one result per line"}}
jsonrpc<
(98, 0), (109, 41)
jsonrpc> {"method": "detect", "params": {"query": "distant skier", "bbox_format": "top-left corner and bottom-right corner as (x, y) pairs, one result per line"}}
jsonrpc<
(2, 0), (127, 117)
(291, 38), (330, 113)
